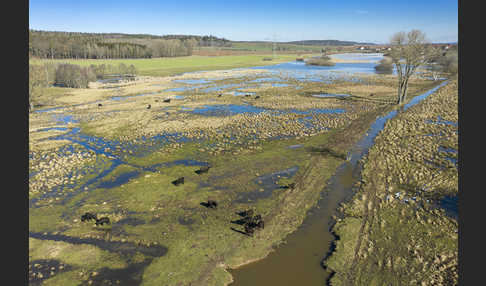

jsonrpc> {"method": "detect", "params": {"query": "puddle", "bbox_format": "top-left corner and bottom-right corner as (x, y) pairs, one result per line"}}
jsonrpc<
(287, 144), (304, 149)
(250, 77), (285, 83)
(173, 79), (211, 84)
(97, 170), (141, 189)
(232, 91), (255, 97)
(233, 166), (299, 203)
(188, 104), (268, 116)
(29, 231), (168, 258)
(311, 93), (350, 98)
(426, 116), (458, 127)
(271, 83), (291, 87)
(33, 127), (70, 132)
(437, 195), (458, 220)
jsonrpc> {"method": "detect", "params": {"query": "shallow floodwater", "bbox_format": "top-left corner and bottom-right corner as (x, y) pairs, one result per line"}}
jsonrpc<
(249, 53), (385, 83)
(229, 80), (449, 286)
(311, 93), (350, 98)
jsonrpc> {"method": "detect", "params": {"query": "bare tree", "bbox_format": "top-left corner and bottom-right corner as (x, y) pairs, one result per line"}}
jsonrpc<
(29, 64), (45, 112)
(388, 30), (439, 104)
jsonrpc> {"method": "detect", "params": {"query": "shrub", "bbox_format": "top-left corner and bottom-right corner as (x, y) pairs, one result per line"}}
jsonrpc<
(55, 63), (95, 88)
(306, 56), (335, 66)
(374, 57), (393, 74)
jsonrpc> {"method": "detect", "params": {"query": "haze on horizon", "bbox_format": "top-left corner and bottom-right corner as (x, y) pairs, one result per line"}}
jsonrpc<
(29, 0), (458, 44)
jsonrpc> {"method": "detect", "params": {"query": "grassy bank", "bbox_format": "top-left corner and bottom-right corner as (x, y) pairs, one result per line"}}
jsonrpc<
(324, 80), (458, 285)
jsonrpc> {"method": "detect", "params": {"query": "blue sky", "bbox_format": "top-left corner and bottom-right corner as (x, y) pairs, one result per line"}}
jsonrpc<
(29, 0), (458, 44)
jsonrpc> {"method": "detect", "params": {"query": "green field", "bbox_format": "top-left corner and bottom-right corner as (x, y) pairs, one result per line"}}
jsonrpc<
(228, 42), (327, 52)
(30, 54), (304, 77)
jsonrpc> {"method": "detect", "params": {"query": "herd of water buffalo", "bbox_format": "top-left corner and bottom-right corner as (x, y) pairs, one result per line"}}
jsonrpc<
(79, 164), (294, 236)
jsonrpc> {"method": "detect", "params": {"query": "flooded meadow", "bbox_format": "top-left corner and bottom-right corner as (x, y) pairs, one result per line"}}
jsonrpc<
(28, 53), (454, 286)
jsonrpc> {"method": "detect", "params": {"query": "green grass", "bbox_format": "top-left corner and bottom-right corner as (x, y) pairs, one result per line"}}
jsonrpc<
(30, 54), (300, 77)
(229, 42), (327, 52)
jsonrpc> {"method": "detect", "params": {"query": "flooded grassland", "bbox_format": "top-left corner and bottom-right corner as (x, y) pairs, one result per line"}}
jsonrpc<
(324, 80), (458, 285)
(29, 57), (441, 285)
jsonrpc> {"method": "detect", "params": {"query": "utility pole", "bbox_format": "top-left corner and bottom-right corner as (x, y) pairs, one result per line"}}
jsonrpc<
(272, 33), (277, 59)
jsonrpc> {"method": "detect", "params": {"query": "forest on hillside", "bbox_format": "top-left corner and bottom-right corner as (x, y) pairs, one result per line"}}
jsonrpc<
(29, 30), (231, 59)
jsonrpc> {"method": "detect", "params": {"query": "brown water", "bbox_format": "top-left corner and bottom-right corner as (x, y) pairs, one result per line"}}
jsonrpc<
(229, 81), (449, 286)
(229, 158), (359, 286)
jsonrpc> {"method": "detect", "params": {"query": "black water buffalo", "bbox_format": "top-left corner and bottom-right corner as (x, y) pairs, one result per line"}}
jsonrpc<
(207, 200), (218, 208)
(218, 93), (223, 97)
(95, 217), (110, 226)
(255, 95), (260, 99)
(244, 224), (255, 236)
(201, 200), (218, 209)
(245, 94), (252, 97)
(237, 209), (254, 218)
(98, 103), (102, 107)
(256, 220), (264, 229)
(163, 98), (171, 103)
(172, 177), (184, 186)
(81, 212), (97, 222)
(287, 183), (296, 189)
(147, 104), (151, 109)
(195, 166), (211, 174)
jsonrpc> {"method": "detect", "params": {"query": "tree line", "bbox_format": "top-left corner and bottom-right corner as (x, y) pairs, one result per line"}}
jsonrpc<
(29, 30), (231, 59)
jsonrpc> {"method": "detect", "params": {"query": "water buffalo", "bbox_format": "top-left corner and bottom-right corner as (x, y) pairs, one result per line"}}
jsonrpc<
(237, 209), (254, 218)
(195, 166), (211, 174)
(81, 212), (97, 222)
(147, 104), (151, 109)
(207, 200), (218, 209)
(163, 98), (171, 103)
(98, 103), (102, 107)
(244, 224), (255, 236)
(172, 177), (184, 186)
(255, 95), (260, 99)
(95, 217), (110, 226)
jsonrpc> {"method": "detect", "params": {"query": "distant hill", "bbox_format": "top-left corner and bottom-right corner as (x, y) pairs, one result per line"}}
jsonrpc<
(283, 40), (376, 46)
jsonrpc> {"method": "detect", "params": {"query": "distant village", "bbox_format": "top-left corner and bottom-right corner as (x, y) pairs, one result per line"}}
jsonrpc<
(356, 43), (456, 52)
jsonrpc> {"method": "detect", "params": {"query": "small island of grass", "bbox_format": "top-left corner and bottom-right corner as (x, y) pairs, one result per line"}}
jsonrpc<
(305, 55), (335, 66)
